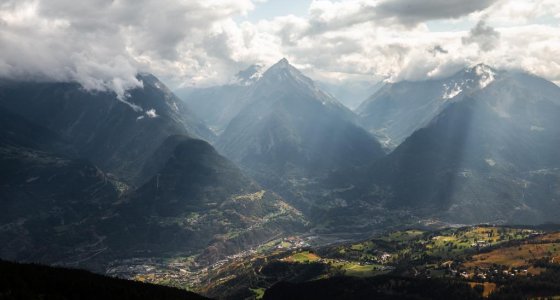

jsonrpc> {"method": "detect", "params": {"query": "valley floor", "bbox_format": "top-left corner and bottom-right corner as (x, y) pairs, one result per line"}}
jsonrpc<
(104, 224), (560, 299)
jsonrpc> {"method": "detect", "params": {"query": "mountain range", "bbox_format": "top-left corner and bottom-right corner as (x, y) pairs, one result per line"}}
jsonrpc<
(1, 56), (560, 299)
(363, 70), (560, 224)
(0, 74), (306, 270)
(357, 64), (501, 149)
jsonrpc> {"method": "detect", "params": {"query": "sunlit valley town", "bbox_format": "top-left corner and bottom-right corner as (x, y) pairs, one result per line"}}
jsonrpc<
(1, 0), (560, 299)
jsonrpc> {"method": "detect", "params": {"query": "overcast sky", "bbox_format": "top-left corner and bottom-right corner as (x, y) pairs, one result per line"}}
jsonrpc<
(0, 0), (559, 97)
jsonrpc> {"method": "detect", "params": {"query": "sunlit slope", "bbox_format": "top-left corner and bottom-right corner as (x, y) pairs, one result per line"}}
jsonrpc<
(363, 72), (560, 223)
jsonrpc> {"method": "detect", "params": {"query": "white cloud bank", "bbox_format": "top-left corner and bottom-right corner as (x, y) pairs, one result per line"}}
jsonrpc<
(0, 0), (257, 97)
(0, 0), (559, 95)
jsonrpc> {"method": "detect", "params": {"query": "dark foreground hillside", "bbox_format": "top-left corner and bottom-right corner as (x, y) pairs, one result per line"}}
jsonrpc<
(263, 269), (560, 300)
(263, 276), (482, 300)
(0, 260), (208, 300)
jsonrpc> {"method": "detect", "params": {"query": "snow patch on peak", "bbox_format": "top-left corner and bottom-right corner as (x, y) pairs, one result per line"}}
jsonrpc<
(232, 64), (264, 86)
(248, 70), (263, 82)
(440, 64), (499, 101)
(261, 58), (314, 88)
(442, 82), (463, 100)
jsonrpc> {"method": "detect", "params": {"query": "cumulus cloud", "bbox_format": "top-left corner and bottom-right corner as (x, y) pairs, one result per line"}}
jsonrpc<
(0, 0), (558, 96)
(301, 0), (498, 37)
(462, 20), (501, 51)
(375, 0), (499, 26)
(0, 0), (258, 98)
(477, 0), (560, 24)
(260, 0), (559, 84)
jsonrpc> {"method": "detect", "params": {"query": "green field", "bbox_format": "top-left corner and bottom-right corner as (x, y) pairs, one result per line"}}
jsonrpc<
(341, 263), (385, 277)
(284, 251), (320, 263)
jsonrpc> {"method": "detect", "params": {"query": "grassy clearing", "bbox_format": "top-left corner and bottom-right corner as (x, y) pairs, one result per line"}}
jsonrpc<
(425, 235), (470, 257)
(381, 230), (425, 242)
(280, 241), (291, 248)
(341, 263), (384, 277)
(349, 241), (375, 251)
(284, 251), (320, 263)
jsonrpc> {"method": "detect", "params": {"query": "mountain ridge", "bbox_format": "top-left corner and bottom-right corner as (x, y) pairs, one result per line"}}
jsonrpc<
(0, 74), (213, 184)
(356, 69), (560, 224)
(215, 59), (385, 214)
(357, 63), (504, 149)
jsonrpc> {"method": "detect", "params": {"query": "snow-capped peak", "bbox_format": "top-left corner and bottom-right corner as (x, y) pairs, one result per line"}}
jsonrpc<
(464, 63), (497, 88)
(254, 58), (346, 108)
(442, 82), (463, 99)
(231, 64), (264, 86)
(230, 58), (295, 87)
(265, 58), (300, 74)
(441, 63), (499, 100)
(261, 58), (315, 88)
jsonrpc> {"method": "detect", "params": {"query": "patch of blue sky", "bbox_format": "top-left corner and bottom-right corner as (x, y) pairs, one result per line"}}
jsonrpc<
(238, 0), (312, 22)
